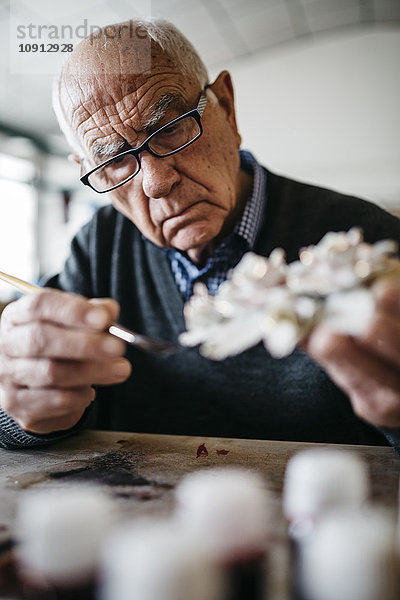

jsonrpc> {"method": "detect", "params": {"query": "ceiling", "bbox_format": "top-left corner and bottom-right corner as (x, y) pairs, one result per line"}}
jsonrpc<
(0, 0), (399, 154)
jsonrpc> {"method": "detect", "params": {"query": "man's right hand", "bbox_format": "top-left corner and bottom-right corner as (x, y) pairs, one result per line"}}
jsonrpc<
(0, 289), (132, 435)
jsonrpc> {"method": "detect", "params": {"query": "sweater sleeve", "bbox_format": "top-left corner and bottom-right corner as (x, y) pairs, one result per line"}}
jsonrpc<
(378, 428), (400, 456)
(0, 405), (94, 450)
(0, 212), (102, 450)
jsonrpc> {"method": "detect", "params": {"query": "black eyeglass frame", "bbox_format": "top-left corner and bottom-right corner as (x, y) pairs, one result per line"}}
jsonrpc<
(80, 86), (209, 194)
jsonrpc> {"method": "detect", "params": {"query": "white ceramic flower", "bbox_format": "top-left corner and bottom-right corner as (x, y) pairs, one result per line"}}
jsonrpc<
(179, 229), (399, 359)
(287, 228), (398, 295)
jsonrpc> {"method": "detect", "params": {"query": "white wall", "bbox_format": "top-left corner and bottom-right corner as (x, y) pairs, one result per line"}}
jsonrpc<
(221, 26), (400, 213)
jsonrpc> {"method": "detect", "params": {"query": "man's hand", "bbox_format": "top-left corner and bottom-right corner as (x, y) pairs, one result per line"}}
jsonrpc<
(305, 277), (400, 428)
(0, 290), (132, 434)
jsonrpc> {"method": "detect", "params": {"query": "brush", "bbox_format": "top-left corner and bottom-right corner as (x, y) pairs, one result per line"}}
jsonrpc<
(0, 269), (177, 356)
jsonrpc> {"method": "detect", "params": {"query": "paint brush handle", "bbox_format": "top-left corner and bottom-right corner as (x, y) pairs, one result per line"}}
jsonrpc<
(0, 270), (39, 295)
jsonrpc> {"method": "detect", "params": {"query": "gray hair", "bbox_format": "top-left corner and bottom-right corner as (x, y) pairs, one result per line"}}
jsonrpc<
(53, 18), (209, 155)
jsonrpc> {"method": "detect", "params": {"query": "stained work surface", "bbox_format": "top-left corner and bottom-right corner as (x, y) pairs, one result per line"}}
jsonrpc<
(1, 430), (399, 526)
(0, 431), (399, 600)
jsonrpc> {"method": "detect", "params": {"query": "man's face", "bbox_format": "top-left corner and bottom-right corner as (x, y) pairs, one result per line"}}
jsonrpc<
(66, 44), (244, 262)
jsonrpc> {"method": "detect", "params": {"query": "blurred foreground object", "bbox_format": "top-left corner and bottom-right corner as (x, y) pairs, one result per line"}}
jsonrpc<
(99, 520), (224, 600)
(283, 448), (370, 600)
(300, 508), (400, 600)
(15, 485), (115, 597)
(174, 468), (272, 600)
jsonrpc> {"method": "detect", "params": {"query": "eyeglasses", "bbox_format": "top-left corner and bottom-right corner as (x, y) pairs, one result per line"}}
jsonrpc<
(80, 87), (208, 194)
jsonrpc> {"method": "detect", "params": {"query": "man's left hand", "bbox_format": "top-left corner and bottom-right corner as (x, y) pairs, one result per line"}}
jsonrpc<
(305, 277), (400, 428)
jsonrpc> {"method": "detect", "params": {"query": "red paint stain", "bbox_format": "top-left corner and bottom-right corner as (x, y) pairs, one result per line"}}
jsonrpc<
(216, 449), (230, 455)
(196, 443), (209, 458)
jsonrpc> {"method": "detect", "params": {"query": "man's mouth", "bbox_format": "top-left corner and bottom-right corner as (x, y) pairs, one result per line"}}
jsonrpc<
(165, 202), (201, 221)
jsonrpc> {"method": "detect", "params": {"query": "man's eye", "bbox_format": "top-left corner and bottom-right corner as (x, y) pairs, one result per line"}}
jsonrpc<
(109, 155), (134, 171)
(112, 155), (126, 164)
(159, 123), (183, 137)
(163, 124), (180, 134)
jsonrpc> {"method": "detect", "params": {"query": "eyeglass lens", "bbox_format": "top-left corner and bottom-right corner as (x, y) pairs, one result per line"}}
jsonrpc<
(88, 115), (201, 192)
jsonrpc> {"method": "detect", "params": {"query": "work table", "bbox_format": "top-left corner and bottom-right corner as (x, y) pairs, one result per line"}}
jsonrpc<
(0, 430), (399, 599)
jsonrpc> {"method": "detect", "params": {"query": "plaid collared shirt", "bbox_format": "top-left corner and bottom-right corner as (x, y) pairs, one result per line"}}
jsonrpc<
(167, 150), (267, 300)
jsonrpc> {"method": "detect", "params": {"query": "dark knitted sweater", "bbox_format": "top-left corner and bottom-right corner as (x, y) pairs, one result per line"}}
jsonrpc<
(1, 168), (400, 450)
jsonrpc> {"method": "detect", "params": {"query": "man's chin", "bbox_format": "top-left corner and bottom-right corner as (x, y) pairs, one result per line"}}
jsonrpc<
(165, 223), (219, 254)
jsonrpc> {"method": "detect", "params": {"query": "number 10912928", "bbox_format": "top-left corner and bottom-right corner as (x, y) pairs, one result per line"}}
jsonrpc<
(18, 43), (73, 52)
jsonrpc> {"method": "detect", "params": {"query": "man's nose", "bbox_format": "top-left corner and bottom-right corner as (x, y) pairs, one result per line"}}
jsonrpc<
(139, 153), (180, 198)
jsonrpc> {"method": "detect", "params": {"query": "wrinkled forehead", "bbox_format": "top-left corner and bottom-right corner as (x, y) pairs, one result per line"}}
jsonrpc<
(73, 23), (154, 76)
(58, 36), (197, 143)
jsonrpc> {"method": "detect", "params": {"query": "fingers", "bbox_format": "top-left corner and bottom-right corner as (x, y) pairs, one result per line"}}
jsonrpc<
(1, 322), (125, 359)
(0, 384), (96, 435)
(304, 278), (400, 428)
(355, 311), (400, 369)
(306, 327), (400, 427)
(88, 297), (120, 322)
(1, 289), (119, 331)
(0, 290), (129, 436)
(372, 275), (400, 318)
(0, 357), (132, 388)
(0, 290), (125, 360)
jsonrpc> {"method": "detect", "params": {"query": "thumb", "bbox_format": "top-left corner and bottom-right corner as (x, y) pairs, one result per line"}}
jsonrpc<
(88, 297), (120, 324)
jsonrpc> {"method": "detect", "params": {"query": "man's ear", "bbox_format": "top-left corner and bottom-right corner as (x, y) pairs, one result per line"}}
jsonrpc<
(208, 70), (241, 145)
(68, 153), (81, 165)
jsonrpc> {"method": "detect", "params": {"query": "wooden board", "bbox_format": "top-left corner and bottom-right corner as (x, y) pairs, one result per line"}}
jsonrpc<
(1, 430), (399, 520)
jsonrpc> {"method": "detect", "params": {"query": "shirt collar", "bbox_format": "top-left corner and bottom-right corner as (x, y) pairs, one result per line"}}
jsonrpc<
(234, 149), (266, 250)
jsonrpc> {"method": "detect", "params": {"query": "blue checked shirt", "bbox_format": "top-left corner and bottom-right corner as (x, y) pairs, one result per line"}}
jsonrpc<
(167, 150), (266, 300)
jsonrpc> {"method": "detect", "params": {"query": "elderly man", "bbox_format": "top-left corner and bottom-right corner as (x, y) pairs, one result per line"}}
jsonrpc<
(1, 19), (400, 451)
